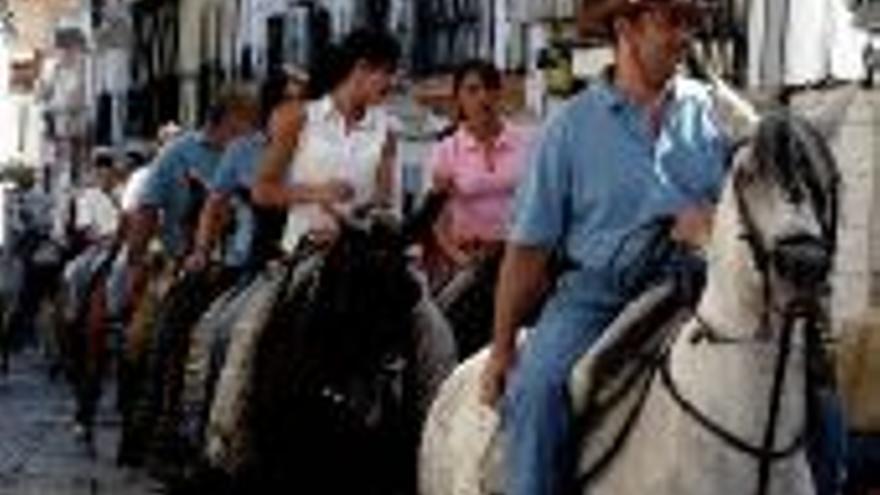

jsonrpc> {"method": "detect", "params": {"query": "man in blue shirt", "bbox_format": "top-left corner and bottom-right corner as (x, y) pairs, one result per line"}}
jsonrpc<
(126, 86), (258, 297)
(185, 72), (307, 274)
(479, 1), (728, 494)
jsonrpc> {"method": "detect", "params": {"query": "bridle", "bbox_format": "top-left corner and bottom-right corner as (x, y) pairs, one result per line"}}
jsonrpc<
(573, 115), (840, 494)
(662, 305), (823, 495)
(661, 130), (839, 495)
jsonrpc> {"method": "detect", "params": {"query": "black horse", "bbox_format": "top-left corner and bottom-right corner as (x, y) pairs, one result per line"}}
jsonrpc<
(434, 251), (503, 360)
(241, 198), (446, 494)
(117, 174), (230, 470)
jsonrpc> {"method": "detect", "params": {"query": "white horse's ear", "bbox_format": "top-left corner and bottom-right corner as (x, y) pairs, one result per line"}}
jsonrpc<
(685, 48), (760, 142)
(707, 74), (760, 142)
(800, 84), (858, 143)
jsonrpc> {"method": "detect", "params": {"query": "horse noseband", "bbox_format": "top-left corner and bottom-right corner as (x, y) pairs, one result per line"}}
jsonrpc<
(771, 234), (832, 290)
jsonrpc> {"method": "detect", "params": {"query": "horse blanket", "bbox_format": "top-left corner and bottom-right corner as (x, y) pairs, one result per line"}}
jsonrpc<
(205, 259), (318, 473)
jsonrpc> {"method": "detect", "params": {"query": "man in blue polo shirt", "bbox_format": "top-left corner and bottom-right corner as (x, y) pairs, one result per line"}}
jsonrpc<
(126, 86), (258, 296)
(185, 71), (307, 274)
(479, 1), (728, 494)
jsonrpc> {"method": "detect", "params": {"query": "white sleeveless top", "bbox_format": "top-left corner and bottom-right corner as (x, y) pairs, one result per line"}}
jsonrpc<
(281, 95), (391, 251)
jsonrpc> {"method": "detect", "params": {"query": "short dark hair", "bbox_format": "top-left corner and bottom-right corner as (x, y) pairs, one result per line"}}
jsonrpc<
(339, 29), (400, 73)
(453, 59), (502, 94)
(206, 84), (259, 126)
(125, 150), (150, 170)
(259, 70), (294, 125)
(93, 151), (115, 170)
(309, 29), (400, 98)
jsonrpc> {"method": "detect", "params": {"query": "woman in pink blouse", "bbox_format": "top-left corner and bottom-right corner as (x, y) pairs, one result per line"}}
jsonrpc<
(426, 59), (531, 288)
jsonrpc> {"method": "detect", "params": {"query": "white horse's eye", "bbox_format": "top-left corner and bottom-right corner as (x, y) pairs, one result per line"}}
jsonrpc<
(734, 167), (759, 189)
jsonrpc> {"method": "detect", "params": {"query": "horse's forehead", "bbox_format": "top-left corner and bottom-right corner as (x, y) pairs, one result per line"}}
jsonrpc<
(750, 114), (837, 192)
(790, 117), (838, 186)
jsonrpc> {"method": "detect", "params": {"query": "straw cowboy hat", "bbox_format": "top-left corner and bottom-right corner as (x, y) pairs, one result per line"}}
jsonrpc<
(577, 0), (709, 39)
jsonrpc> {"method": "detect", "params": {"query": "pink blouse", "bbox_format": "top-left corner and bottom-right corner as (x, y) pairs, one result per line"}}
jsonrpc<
(428, 124), (531, 243)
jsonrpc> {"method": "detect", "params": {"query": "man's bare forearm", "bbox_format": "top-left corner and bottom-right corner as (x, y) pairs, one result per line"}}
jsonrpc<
(193, 193), (230, 255)
(124, 207), (158, 306)
(126, 207), (158, 267)
(374, 134), (397, 207)
(491, 244), (552, 358)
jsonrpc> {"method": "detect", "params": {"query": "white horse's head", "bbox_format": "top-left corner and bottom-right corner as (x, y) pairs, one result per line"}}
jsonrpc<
(707, 101), (844, 320)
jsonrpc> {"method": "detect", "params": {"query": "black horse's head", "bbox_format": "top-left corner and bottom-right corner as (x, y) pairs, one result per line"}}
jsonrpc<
(307, 191), (449, 372)
(250, 194), (447, 491)
(317, 209), (420, 359)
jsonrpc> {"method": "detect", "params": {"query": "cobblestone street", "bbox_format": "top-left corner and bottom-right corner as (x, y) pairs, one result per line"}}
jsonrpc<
(0, 351), (158, 495)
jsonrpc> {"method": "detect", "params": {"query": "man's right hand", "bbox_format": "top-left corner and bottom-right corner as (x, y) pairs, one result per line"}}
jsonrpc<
(480, 348), (516, 407)
(672, 205), (714, 249)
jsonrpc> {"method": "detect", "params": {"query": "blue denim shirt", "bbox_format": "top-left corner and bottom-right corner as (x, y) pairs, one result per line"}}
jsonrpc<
(510, 75), (728, 307)
(210, 131), (266, 268)
(140, 131), (224, 258)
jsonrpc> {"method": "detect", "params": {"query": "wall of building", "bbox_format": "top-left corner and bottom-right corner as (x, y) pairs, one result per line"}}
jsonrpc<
(178, 0), (209, 127)
(2, 0), (85, 170)
(7, 0), (79, 56)
(124, 0), (179, 137)
(179, 0), (266, 127)
(790, 87), (880, 324)
(0, 32), (11, 164)
(0, 30), (8, 96)
(91, 0), (131, 147)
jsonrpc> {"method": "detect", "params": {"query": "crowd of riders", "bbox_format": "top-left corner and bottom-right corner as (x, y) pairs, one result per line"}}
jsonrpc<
(0, 26), (533, 492)
(0, 2), (863, 490)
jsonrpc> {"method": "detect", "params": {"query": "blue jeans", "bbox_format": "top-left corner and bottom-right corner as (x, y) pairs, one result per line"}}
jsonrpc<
(503, 284), (622, 495)
(500, 244), (701, 495)
(808, 388), (848, 495)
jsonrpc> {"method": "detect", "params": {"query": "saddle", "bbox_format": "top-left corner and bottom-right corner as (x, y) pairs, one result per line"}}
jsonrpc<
(569, 282), (690, 485)
(481, 281), (691, 492)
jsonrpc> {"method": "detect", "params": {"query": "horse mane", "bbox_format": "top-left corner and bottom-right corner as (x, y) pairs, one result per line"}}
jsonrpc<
(751, 111), (841, 240)
(249, 211), (423, 488)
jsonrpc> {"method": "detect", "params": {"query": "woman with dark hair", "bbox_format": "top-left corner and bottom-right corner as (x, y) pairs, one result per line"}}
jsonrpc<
(232, 28), (455, 492)
(424, 59), (532, 290)
(250, 25), (457, 422)
(253, 28), (401, 251)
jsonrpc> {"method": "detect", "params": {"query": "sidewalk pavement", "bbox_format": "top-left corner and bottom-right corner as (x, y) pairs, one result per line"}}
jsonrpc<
(0, 350), (158, 495)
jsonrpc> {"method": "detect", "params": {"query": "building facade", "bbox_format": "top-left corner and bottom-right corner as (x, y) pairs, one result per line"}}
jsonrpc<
(91, 0), (131, 147)
(127, 0), (180, 137)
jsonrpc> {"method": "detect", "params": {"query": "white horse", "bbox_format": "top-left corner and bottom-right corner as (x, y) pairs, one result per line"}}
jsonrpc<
(419, 82), (852, 495)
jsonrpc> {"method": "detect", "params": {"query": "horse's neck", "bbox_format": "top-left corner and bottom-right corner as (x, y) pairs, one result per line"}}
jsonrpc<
(667, 207), (808, 447)
(696, 185), (771, 338)
(696, 261), (765, 338)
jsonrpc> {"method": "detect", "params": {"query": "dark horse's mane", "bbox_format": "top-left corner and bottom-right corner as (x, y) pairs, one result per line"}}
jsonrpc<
(750, 112), (840, 244)
(250, 209), (424, 492)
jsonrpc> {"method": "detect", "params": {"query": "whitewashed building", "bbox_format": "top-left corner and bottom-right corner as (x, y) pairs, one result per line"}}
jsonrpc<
(0, 12), (13, 166)
(91, 0), (132, 147)
(748, 0), (869, 88)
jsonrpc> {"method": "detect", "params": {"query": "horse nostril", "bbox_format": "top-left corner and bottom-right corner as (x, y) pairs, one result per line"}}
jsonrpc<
(771, 234), (832, 287)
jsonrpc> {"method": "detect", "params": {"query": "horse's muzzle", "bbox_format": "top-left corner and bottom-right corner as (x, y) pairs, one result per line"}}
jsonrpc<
(771, 234), (832, 289)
